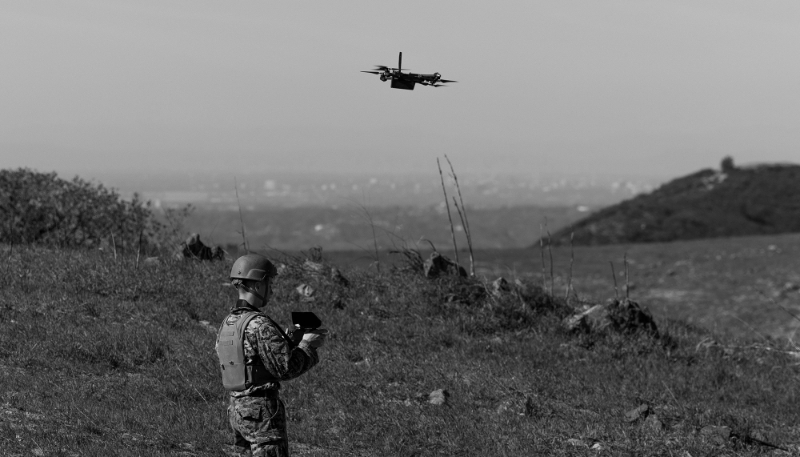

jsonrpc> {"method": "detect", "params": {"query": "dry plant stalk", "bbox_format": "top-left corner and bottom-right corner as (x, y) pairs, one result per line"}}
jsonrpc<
(135, 229), (143, 270)
(565, 232), (574, 302)
(354, 202), (381, 272)
(452, 198), (472, 276)
(445, 155), (474, 276)
(546, 227), (554, 296)
(437, 158), (460, 268)
(234, 177), (249, 253)
(624, 252), (630, 299)
(609, 261), (619, 300)
(539, 223), (546, 291)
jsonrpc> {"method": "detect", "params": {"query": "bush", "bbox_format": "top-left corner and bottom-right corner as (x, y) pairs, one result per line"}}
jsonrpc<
(0, 168), (161, 250)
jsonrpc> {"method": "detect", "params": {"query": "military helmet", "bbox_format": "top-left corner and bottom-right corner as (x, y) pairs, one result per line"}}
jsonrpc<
(230, 254), (277, 282)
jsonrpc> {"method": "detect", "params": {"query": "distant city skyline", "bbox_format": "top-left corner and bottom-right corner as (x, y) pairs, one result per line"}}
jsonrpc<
(3, 1), (799, 179)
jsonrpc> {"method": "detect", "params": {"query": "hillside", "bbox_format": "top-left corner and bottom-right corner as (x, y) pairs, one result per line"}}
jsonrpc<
(549, 161), (800, 245)
(2, 246), (800, 455)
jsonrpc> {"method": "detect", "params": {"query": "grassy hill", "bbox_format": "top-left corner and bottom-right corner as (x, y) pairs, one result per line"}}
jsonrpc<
(2, 245), (799, 456)
(548, 161), (800, 246)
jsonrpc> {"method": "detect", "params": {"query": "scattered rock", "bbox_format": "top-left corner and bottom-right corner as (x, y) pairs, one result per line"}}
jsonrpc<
(625, 404), (649, 422)
(330, 267), (350, 287)
(428, 389), (449, 406)
(566, 438), (586, 447)
(491, 277), (510, 296)
(180, 233), (224, 261)
(423, 252), (467, 279)
(303, 260), (326, 276)
(495, 398), (516, 414)
(296, 284), (316, 298)
(142, 256), (160, 266)
(198, 320), (216, 334)
(590, 442), (604, 451)
(643, 414), (665, 433)
(563, 298), (658, 336)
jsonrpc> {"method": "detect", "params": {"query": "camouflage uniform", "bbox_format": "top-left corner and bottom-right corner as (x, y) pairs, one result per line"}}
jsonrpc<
(225, 300), (319, 457)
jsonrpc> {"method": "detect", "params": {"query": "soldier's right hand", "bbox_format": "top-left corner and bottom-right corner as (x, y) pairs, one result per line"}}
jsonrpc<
(301, 329), (328, 349)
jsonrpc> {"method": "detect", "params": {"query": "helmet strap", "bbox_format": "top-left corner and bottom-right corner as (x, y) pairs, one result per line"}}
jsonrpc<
(239, 283), (266, 305)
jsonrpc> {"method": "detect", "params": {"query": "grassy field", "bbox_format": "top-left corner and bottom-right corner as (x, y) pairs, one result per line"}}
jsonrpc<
(1, 237), (800, 456)
(328, 232), (800, 340)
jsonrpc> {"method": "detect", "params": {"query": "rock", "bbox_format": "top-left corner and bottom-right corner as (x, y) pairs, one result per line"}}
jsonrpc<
(198, 320), (216, 334)
(590, 442), (604, 451)
(643, 414), (664, 433)
(495, 398), (515, 414)
(180, 233), (224, 261)
(563, 299), (658, 336)
(296, 284), (316, 298)
(566, 438), (586, 447)
(142, 256), (160, 266)
(428, 389), (449, 406)
(303, 260), (326, 276)
(625, 404), (649, 422)
(491, 277), (510, 296)
(423, 252), (467, 278)
(331, 267), (350, 287)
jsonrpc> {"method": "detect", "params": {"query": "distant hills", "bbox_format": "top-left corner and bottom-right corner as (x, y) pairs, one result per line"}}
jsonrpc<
(548, 160), (800, 246)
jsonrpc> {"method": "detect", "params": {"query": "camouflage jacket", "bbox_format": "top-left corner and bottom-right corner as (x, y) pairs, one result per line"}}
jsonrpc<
(226, 300), (319, 398)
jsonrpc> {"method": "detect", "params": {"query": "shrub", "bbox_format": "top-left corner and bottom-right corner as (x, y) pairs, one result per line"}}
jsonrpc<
(0, 168), (161, 250)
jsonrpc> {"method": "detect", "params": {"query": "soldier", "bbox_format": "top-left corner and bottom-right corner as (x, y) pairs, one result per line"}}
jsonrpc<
(216, 254), (327, 457)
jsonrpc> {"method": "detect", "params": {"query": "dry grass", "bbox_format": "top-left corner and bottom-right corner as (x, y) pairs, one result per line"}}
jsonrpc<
(1, 243), (800, 456)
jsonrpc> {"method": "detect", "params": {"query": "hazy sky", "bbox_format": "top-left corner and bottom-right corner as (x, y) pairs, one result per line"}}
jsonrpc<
(2, 1), (799, 179)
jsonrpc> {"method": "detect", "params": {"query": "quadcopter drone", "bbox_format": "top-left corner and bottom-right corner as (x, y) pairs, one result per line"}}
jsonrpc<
(361, 52), (457, 90)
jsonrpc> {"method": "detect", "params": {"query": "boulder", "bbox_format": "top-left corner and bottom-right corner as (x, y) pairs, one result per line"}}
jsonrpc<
(180, 233), (224, 261)
(423, 252), (467, 278)
(428, 388), (450, 406)
(625, 404), (649, 422)
(563, 299), (658, 336)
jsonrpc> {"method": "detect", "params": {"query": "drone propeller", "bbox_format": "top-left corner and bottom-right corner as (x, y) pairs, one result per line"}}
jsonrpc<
(361, 71), (381, 75)
(438, 79), (457, 84)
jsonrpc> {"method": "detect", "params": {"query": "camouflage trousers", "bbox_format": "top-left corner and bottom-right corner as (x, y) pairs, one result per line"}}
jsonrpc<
(228, 391), (289, 457)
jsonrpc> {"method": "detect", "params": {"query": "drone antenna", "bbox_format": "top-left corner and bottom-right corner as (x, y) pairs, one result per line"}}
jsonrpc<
(398, 52), (402, 72)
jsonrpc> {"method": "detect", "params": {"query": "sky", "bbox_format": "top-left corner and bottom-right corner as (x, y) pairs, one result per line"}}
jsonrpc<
(2, 1), (799, 180)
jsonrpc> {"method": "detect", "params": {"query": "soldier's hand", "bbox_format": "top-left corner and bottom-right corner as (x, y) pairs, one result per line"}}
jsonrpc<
(301, 329), (328, 349)
(287, 327), (305, 345)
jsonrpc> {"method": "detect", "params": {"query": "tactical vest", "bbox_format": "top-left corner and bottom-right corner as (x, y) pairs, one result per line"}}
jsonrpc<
(216, 311), (277, 391)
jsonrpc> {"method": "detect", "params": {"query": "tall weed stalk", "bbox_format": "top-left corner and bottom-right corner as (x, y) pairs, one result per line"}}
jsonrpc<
(437, 158), (460, 267)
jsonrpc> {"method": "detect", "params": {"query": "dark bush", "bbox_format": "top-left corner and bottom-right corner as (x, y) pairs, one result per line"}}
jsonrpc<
(0, 168), (161, 249)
